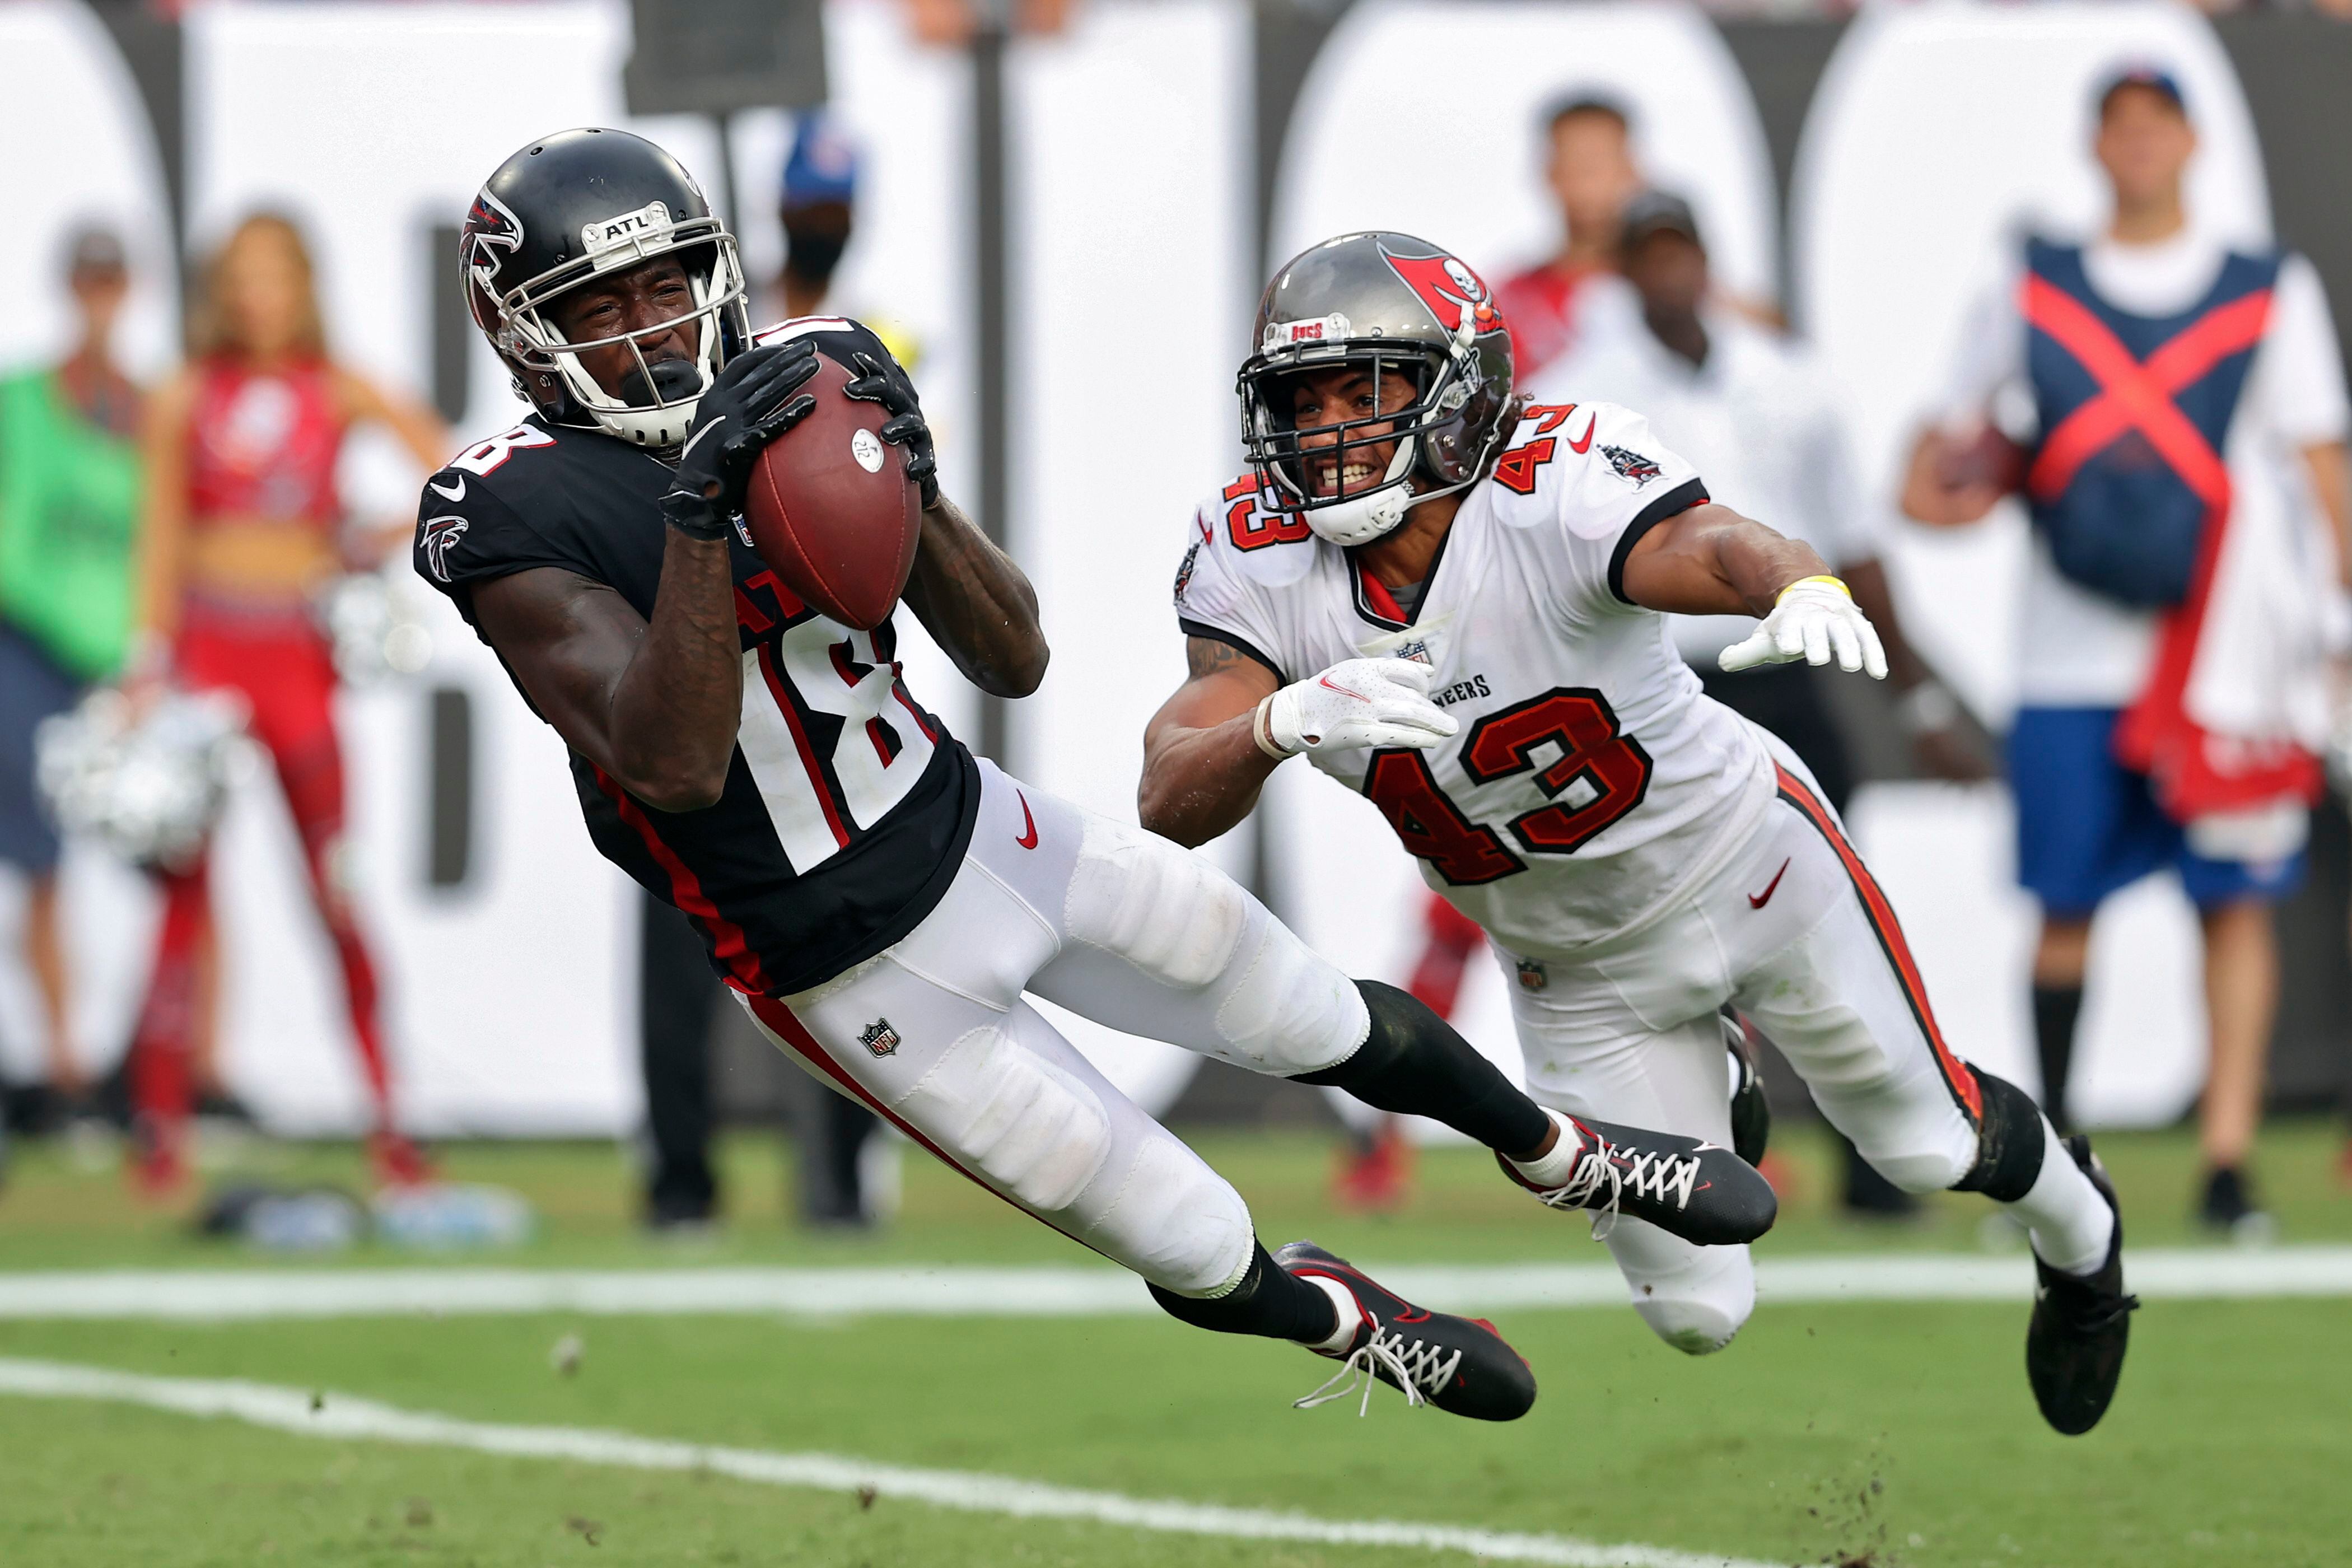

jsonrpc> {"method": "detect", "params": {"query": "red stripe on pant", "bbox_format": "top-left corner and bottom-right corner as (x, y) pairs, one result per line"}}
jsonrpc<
(740, 993), (1114, 1265)
(1771, 764), (1982, 1124)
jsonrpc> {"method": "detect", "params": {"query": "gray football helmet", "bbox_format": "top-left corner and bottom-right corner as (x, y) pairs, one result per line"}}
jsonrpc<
(1238, 231), (1516, 545)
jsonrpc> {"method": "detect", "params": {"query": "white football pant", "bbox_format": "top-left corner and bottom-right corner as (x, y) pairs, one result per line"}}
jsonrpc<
(741, 759), (1370, 1297)
(1499, 732), (1983, 1355)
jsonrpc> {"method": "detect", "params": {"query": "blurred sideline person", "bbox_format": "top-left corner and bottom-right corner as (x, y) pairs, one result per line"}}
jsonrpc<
(423, 128), (1776, 1421)
(636, 110), (903, 1233)
(0, 227), (144, 1128)
(1545, 190), (1993, 1216)
(1903, 69), (2350, 1235)
(1495, 95), (1642, 384)
(1147, 230), (2135, 1435)
(131, 213), (447, 1191)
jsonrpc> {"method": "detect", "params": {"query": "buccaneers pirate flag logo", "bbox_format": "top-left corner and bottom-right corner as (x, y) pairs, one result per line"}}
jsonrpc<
(1378, 245), (1503, 338)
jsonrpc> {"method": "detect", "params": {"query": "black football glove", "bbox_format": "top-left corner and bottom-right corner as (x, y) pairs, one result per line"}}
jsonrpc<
(659, 339), (824, 541)
(843, 350), (940, 508)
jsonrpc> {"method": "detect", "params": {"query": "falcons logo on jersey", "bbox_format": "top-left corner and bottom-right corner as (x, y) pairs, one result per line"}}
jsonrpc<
(420, 515), (471, 582)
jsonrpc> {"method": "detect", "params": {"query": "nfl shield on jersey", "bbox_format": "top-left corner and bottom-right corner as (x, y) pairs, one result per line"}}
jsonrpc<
(1175, 399), (1775, 956)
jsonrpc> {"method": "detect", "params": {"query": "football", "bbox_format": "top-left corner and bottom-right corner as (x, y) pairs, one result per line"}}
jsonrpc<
(741, 353), (921, 630)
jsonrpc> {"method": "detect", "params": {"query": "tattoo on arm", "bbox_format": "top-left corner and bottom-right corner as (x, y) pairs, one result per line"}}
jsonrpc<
(1186, 637), (1254, 680)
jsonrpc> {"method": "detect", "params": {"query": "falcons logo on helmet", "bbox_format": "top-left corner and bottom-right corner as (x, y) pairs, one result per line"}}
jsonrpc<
(1379, 245), (1503, 338)
(419, 515), (471, 582)
(462, 189), (524, 290)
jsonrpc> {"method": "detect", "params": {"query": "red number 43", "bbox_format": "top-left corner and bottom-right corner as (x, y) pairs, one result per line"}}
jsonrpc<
(1362, 686), (1651, 885)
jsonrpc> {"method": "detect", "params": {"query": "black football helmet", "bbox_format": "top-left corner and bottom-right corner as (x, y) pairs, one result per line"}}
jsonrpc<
(1238, 232), (1516, 545)
(462, 127), (750, 448)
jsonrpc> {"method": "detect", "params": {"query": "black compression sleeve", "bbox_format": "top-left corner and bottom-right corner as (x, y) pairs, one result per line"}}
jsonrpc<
(1293, 981), (1552, 1156)
(1148, 1241), (1341, 1343)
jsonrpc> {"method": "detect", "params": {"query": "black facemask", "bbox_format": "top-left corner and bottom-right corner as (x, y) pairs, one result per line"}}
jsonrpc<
(615, 355), (702, 408)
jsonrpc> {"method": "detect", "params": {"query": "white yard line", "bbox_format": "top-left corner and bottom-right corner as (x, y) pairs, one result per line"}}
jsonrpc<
(0, 1356), (1779, 1568)
(0, 1246), (2337, 1321)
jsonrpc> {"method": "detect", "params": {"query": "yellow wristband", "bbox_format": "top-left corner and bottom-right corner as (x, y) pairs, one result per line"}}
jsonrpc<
(1778, 575), (1850, 605)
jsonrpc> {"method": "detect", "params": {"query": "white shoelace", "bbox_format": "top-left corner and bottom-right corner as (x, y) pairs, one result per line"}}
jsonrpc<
(1294, 1322), (1464, 1417)
(1529, 1137), (1702, 1242)
(1533, 1138), (1624, 1239)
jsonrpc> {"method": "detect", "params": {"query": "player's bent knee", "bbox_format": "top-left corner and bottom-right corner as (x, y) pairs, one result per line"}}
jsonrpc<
(1090, 1134), (1254, 1296)
(894, 1023), (1112, 1213)
(1211, 921), (1368, 1076)
(1615, 1230), (1754, 1356)
(1065, 818), (1246, 989)
(1868, 1147), (1973, 1194)
(1636, 1292), (1751, 1356)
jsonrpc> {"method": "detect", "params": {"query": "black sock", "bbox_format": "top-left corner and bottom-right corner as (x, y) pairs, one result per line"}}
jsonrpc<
(1294, 981), (1552, 1156)
(2031, 984), (2083, 1133)
(1149, 1242), (1341, 1343)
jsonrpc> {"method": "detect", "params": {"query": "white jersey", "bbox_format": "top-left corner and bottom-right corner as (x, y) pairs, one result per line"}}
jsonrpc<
(1174, 401), (1774, 955)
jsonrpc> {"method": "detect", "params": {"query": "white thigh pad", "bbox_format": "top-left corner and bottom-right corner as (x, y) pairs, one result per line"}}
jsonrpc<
(1065, 818), (1246, 989)
(1212, 921), (1368, 1075)
(894, 1023), (1112, 1212)
(1090, 1133), (1254, 1297)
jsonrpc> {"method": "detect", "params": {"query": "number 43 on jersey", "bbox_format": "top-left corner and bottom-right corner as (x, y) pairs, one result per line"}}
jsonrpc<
(1362, 685), (1651, 885)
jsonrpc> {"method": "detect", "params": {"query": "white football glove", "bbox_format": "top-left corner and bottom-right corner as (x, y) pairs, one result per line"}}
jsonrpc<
(1719, 575), (1890, 679)
(1253, 657), (1459, 757)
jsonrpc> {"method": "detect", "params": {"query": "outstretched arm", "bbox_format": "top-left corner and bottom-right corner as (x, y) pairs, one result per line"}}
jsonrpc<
(1618, 501), (1831, 615)
(1138, 637), (1284, 847)
(1140, 641), (1456, 846)
(900, 492), (1049, 698)
(1621, 502), (1888, 679)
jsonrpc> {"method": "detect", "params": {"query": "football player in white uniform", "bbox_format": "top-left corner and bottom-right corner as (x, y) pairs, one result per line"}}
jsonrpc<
(1143, 232), (2138, 1435)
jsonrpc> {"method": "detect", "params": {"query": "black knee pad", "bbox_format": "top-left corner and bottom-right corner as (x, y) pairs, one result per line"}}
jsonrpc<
(1951, 1068), (2048, 1202)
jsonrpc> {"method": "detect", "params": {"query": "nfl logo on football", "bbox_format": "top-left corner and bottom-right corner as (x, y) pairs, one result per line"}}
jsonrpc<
(858, 1018), (901, 1058)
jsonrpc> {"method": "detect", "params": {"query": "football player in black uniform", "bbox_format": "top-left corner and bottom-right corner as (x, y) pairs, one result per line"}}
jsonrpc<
(414, 128), (1779, 1421)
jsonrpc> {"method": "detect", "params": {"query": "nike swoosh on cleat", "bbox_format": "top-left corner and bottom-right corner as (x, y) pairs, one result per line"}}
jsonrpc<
(427, 475), (466, 502)
(1747, 859), (1791, 909)
(1014, 791), (1039, 850)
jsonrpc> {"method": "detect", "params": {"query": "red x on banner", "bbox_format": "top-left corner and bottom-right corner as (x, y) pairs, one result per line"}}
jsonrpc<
(2022, 275), (2271, 508)
(2020, 271), (2322, 819)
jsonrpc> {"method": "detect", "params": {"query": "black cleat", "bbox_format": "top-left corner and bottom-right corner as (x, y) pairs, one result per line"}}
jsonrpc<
(2027, 1135), (2138, 1435)
(1722, 1011), (1771, 1169)
(1497, 1114), (1777, 1246)
(1274, 1241), (1535, 1422)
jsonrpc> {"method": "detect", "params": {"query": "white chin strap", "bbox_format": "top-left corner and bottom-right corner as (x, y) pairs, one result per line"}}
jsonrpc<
(1303, 437), (1417, 546)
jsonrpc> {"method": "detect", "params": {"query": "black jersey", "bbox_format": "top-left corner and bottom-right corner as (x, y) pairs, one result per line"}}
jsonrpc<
(412, 318), (978, 996)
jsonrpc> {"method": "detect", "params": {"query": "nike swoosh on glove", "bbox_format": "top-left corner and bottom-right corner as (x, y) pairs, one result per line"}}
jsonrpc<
(1719, 575), (1889, 679)
(1256, 657), (1459, 757)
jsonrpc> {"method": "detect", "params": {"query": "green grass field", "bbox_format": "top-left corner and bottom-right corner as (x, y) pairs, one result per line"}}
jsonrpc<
(3, 1120), (2351, 1567)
